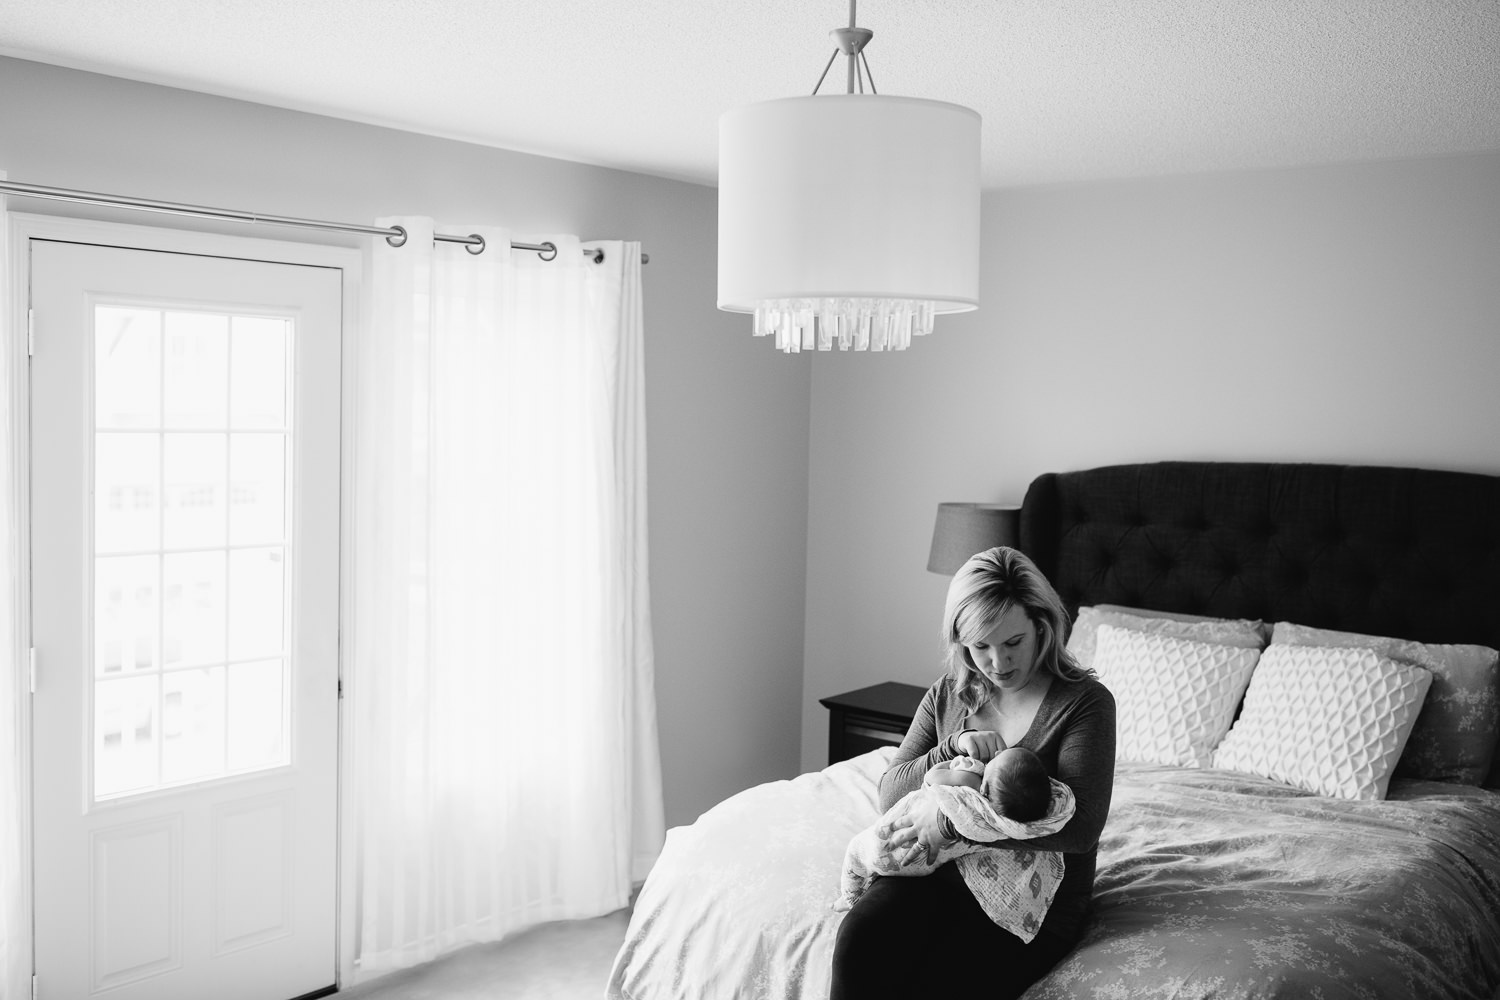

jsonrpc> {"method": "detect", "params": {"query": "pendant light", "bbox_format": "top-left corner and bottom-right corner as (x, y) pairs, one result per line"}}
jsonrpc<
(717, 0), (981, 353)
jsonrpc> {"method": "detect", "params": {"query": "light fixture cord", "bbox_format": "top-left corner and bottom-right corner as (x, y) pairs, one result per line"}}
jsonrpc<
(846, 0), (859, 93)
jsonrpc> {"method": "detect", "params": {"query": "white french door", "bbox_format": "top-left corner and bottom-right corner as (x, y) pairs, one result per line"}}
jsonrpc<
(29, 238), (341, 1000)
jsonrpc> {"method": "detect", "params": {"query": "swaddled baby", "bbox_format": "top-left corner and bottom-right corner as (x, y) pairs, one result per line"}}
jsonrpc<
(926, 747), (1050, 819)
(834, 748), (1074, 942)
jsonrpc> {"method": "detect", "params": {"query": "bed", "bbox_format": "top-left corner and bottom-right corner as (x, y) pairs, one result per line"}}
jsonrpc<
(607, 461), (1500, 1000)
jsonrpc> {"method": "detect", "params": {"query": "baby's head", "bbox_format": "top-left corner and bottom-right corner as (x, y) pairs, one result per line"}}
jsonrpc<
(983, 747), (1050, 822)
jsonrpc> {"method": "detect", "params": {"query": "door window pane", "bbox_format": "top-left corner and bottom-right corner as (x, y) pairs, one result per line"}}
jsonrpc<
(163, 312), (228, 428)
(92, 304), (295, 800)
(95, 674), (160, 797)
(163, 551), (226, 668)
(227, 659), (286, 771)
(94, 307), (160, 429)
(230, 317), (289, 428)
(161, 667), (227, 782)
(95, 434), (160, 553)
(228, 548), (285, 661)
(163, 433), (227, 549)
(94, 555), (159, 676)
(229, 435), (286, 546)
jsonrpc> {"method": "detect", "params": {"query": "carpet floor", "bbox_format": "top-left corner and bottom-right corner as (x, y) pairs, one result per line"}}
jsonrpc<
(338, 905), (632, 1000)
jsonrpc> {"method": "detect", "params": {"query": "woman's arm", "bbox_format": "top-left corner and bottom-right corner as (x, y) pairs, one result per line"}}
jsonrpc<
(876, 681), (964, 812)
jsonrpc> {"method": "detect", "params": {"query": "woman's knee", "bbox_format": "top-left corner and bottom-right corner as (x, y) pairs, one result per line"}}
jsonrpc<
(831, 879), (933, 986)
(832, 894), (900, 967)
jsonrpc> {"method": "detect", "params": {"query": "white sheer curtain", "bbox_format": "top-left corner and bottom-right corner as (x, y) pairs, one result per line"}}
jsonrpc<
(0, 193), (27, 1000)
(350, 219), (664, 978)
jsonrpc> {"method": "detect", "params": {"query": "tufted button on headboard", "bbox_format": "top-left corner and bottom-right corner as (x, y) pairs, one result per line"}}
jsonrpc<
(1019, 461), (1500, 651)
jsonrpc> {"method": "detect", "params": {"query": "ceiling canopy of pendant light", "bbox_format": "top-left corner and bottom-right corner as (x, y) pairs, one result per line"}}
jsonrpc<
(717, 1), (981, 353)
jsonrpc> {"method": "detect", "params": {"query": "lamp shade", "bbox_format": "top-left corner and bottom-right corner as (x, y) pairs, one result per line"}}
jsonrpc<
(718, 95), (980, 350)
(927, 503), (1020, 575)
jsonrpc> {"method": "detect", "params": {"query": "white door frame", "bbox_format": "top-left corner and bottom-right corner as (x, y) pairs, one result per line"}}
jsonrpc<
(6, 211), (365, 990)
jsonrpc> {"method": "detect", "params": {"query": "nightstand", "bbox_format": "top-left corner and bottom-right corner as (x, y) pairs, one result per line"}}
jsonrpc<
(818, 681), (927, 765)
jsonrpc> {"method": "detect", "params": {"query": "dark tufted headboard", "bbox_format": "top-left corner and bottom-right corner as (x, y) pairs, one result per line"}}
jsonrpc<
(1019, 461), (1500, 651)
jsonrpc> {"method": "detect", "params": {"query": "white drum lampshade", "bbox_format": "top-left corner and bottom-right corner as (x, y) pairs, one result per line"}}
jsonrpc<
(717, 94), (981, 352)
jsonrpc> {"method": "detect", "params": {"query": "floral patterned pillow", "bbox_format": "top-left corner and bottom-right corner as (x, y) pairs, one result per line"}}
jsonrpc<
(1272, 622), (1500, 787)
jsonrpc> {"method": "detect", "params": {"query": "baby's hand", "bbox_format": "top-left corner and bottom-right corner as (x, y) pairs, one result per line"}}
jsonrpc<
(922, 760), (952, 786)
(924, 761), (982, 790)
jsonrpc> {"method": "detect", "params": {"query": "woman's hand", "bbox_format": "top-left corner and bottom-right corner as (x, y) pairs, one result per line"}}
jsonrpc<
(883, 794), (956, 868)
(956, 729), (1004, 761)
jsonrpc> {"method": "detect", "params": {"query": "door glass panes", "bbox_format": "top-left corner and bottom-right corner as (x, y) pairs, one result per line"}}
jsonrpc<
(93, 307), (293, 800)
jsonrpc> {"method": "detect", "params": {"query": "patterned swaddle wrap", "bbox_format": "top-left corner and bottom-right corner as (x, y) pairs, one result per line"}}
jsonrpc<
(834, 770), (1076, 942)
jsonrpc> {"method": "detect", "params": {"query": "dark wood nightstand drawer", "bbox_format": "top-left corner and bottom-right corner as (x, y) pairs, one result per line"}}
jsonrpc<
(818, 682), (927, 765)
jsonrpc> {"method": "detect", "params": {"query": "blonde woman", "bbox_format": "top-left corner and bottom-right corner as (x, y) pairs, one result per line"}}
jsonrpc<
(830, 547), (1116, 1000)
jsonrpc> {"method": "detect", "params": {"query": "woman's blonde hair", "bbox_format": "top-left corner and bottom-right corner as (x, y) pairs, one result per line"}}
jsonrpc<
(941, 546), (1090, 714)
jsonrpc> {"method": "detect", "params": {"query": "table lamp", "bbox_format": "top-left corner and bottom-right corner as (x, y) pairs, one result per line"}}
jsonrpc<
(926, 503), (1020, 575)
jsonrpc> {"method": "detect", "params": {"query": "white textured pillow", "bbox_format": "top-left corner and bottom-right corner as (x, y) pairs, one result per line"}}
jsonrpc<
(1211, 644), (1432, 800)
(1092, 624), (1261, 768)
(1272, 621), (1499, 786)
(1070, 606), (1268, 672)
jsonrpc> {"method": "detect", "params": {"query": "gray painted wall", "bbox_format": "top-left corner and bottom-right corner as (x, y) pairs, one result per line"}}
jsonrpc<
(0, 55), (811, 828)
(8, 55), (1497, 815)
(801, 151), (1500, 771)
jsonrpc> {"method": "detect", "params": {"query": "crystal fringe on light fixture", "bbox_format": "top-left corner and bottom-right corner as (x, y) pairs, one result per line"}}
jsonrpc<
(717, 1), (981, 353)
(752, 298), (937, 353)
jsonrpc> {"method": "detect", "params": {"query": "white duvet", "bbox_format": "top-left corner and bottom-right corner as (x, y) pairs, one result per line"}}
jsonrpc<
(605, 749), (892, 1000)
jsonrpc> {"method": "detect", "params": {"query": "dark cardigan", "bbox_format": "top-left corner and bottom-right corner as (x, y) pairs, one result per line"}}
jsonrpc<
(879, 673), (1117, 939)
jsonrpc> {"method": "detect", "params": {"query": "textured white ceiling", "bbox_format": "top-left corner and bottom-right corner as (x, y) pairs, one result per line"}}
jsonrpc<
(2, 0), (1498, 189)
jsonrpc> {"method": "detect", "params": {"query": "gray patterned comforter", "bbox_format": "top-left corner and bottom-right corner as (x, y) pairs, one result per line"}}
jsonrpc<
(606, 751), (1500, 1000)
(1032, 763), (1500, 999)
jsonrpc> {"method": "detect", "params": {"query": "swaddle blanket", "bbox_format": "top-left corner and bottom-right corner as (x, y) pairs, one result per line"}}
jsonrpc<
(834, 777), (1076, 942)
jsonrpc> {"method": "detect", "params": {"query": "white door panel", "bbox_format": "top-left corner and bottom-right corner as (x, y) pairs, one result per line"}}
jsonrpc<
(30, 239), (340, 1000)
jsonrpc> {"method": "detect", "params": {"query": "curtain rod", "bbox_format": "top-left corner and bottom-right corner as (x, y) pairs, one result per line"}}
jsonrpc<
(0, 180), (647, 264)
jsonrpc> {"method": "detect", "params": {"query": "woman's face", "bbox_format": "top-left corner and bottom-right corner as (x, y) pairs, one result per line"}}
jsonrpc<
(964, 603), (1041, 693)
